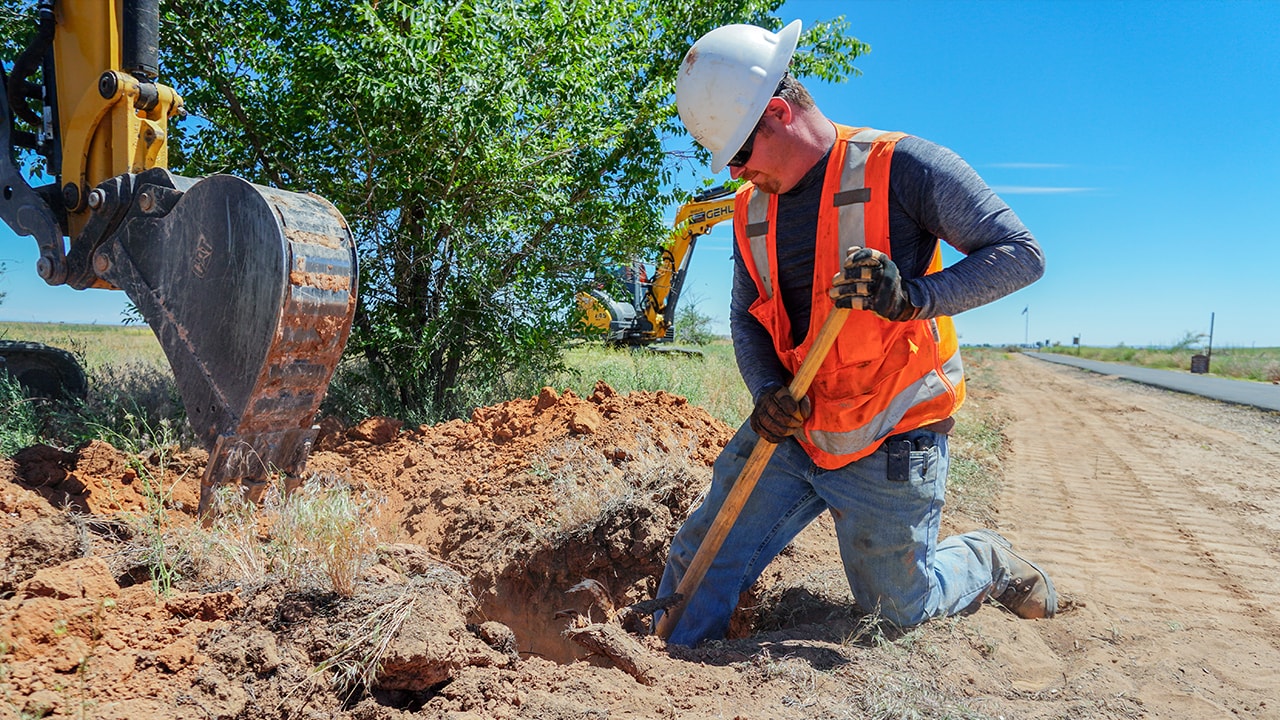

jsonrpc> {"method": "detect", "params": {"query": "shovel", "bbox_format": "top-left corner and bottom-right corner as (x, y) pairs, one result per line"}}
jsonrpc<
(655, 302), (853, 639)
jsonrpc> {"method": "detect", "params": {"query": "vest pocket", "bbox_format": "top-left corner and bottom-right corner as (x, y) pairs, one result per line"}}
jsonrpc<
(749, 293), (795, 359)
(824, 326), (914, 395)
(806, 321), (936, 433)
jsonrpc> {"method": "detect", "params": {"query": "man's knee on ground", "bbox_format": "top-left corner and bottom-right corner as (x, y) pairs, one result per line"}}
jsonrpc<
(854, 586), (934, 628)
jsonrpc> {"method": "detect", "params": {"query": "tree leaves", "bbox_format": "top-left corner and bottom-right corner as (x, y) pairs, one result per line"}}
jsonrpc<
(3, 0), (863, 422)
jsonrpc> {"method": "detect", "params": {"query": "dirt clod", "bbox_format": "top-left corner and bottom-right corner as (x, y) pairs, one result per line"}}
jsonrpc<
(17, 557), (119, 601)
(348, 416), (404, 445)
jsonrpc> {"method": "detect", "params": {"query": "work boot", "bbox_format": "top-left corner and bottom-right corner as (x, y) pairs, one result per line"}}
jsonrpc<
(974, 529), (1058, 619)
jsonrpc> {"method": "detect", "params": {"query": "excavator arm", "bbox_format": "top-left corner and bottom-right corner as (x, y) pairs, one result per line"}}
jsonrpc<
(643, 185), (736, 341)
(0, 0), (357, 519)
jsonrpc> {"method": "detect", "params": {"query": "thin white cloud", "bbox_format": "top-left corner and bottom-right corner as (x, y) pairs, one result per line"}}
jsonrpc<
(991, 185), (1095, 195)
(988, 162), (1069, 169)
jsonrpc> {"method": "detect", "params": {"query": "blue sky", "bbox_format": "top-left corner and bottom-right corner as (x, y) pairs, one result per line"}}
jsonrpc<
(3, 0), (1278, 348)
(673, 0), (1280, 348)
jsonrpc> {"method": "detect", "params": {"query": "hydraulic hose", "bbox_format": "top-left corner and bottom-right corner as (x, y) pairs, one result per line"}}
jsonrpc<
(6, 0), (55, 127)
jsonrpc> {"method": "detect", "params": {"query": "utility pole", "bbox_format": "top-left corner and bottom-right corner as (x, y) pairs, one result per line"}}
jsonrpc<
(1207, 311), (1215, 365)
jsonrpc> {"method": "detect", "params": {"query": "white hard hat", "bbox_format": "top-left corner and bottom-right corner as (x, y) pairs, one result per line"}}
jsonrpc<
(676, 20), (802, 173)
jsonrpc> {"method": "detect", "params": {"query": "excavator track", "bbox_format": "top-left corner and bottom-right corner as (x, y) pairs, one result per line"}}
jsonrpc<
(93, 173), (357, 518)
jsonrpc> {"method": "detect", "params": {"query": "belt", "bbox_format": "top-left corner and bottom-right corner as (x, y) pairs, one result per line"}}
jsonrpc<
(883, 417), (955, 450)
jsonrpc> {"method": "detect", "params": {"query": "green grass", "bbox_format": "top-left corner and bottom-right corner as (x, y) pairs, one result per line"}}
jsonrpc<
(0, 322), (190, 457)
(0, 321), (167, 371)
(555, 339), (753, 427)
(1036, 344), (1280, 382)
(0, 374), (40, 455)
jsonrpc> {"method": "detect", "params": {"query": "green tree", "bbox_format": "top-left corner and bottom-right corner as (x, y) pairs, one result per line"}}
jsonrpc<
(674, 293), (717, 346)
(1171, 331), (1207, 352)
(4, 1), (865, 422)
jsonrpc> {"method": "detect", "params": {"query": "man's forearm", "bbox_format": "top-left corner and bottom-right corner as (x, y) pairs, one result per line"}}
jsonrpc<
(892, 137), (1045, 318)
(907, 238), (1045, 318)
(732, 313), (787, 403)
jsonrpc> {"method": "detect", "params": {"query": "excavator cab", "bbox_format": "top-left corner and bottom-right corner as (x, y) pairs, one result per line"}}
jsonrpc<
(0, 1), (357, 518)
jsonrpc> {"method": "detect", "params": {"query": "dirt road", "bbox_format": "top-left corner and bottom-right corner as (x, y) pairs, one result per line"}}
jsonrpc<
(981, 354), (1280, 718)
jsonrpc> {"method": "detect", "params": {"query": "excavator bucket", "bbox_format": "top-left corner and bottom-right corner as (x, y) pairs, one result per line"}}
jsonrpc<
(92, 172), (357, 519)
(0, 0), (358, 521)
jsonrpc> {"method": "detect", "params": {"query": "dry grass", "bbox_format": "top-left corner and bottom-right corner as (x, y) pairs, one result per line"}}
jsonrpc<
(313, 589), (418, 700)
(273, 476), (382, 596)
(530, 421), (710, 539)
(723, 620), (993, 720)
(94, 414), (194, 597)
(192, 474), (383, 597)
(945, 349), (1010, 526)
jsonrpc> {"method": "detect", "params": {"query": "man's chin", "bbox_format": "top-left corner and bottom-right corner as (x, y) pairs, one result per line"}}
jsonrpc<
(747, 174), (783, 195)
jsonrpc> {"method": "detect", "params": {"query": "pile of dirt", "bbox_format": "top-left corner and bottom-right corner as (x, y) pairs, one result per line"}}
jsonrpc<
(306, 381), (734, 664)
(4, 383), (803, 719)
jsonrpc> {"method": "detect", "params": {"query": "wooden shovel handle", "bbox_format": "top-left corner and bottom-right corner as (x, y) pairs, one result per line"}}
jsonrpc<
(656, 306), (851, 639)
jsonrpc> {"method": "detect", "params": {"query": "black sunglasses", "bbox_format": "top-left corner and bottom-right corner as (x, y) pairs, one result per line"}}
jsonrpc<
(727, 74), (788, 169)
(727, 122), (762, 168)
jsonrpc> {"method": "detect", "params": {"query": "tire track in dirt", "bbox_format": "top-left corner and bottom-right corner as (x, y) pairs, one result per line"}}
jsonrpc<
(985, 355), (1280, 719)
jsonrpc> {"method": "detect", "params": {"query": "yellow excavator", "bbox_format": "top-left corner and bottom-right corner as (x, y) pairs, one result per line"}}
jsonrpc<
(578, 185), (735, 348)
(0, 1), (357, 518)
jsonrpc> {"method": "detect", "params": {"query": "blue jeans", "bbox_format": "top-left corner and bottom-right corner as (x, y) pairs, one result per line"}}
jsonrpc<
(658, 422), (1004, 646)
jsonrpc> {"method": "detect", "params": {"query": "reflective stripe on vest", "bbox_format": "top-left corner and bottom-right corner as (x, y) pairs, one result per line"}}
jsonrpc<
(734, 125), (966, 469)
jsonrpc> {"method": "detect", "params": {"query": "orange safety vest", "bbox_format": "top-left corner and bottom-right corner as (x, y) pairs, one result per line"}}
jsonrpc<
(734, 125), (966, 469)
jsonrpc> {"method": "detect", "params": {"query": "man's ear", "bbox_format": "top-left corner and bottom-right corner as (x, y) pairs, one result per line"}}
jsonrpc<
(764, 97), (793, 125)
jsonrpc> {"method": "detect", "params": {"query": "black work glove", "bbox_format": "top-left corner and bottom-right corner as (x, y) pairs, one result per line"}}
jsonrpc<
(749, 387), (812, 444)
(829, 247), (919, 322)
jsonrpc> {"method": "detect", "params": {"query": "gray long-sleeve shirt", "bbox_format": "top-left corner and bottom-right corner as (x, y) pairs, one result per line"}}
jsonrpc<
(731, 134), (1044, 402)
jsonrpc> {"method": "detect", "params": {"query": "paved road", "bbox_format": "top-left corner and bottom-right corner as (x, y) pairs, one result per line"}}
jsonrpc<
(1026, 352), (1280, 412)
